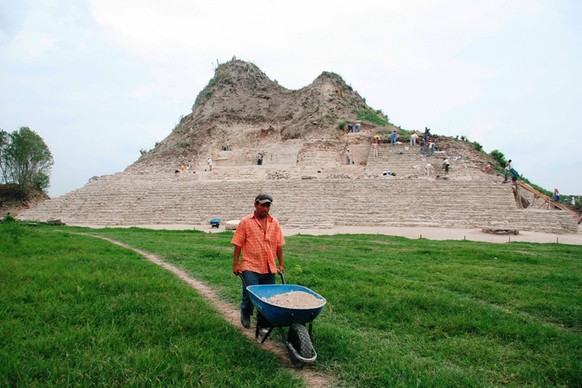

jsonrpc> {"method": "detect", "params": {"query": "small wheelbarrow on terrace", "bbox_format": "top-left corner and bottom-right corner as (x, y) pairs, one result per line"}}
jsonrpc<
(245, 274), (326, 366)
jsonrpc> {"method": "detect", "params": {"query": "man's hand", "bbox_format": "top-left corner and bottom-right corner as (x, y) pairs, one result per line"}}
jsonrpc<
(233, 265), (241, 276)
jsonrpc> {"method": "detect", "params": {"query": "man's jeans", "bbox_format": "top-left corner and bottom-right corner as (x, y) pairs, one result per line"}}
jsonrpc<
(241, 271), (275, 328)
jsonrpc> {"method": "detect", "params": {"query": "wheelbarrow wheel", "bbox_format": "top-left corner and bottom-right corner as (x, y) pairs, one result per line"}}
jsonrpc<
(288, 323), (315, 359)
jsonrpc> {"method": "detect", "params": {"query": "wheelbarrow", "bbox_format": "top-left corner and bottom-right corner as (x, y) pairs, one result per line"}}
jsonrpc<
(245, 273), (326, 366)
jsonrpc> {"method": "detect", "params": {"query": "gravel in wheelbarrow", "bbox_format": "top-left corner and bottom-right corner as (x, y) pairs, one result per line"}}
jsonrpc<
(246, 284), (326, 327)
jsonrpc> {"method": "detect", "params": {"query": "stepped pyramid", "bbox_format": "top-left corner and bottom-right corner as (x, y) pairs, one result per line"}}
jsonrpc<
(18, 60), (579, 234)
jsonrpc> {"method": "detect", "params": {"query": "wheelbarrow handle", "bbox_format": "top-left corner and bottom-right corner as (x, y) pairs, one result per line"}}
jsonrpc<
(238, 273), (247, 288)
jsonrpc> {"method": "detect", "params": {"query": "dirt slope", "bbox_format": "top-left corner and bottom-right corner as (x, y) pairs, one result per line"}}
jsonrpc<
(128, 59), (399, 173)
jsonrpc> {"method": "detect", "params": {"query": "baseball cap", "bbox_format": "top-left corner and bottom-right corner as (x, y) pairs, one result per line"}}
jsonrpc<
(255, 194), (273, 204)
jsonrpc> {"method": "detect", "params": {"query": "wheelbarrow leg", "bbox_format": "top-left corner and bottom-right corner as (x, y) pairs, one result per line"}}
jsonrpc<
(257, 326), (273, 344)
(307, 311), (316, 338)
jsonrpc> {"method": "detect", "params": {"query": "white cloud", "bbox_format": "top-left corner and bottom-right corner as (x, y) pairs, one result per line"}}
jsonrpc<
(1, 0), (580, 197)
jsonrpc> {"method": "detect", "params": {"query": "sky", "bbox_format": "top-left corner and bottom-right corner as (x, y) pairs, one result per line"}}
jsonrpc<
(1, 0), (581, 197)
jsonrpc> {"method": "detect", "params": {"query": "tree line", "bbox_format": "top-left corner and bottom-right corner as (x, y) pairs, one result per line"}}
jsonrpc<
(0, 127), (54, 193)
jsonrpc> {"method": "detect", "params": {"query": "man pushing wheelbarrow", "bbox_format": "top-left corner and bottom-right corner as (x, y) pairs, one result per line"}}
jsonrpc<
(232, 194), (285, 339)
(232, 194), (326, 365)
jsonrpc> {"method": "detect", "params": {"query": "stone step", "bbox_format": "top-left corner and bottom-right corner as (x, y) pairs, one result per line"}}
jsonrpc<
(19, 175), (578, 233)
(18, 135), (578, 235)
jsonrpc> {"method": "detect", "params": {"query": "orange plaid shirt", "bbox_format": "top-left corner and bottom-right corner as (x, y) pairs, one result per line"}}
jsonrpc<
(231, 213), (285, 274)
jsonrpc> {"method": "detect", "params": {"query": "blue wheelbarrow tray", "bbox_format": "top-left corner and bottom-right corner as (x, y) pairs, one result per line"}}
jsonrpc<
(246, 284), (326, 327)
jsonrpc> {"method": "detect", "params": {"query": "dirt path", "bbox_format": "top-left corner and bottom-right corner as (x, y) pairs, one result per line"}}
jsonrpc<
(83, 233), (334, 388)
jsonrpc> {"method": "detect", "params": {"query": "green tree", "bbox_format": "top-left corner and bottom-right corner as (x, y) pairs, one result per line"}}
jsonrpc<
(490, 149), (506, 168)
(1, 127), (54, 192)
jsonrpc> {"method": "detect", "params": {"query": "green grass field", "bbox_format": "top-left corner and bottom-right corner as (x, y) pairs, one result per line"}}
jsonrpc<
(1, 222), (580, 386)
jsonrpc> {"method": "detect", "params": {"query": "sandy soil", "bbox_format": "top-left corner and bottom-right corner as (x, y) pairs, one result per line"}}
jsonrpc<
(74, 223), (582, 245)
